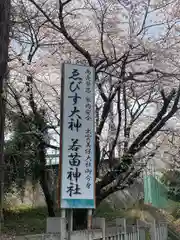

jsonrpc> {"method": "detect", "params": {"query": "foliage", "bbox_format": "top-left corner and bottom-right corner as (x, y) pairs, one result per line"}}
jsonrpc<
(1, 203), (130, 234)
(4, 109), (48, 196)
(0, 0), (11, 231)
(1, 201), (171, 235)
(161, 170), (180, 202)
(171, 206), (180, 219)
(6, 0), (180, 220)
(94, 200), (125, 221)
(2, 206), (49, 235)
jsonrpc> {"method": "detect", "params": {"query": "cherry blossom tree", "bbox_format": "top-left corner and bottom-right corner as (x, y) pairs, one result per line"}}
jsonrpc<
(7, 0), (180, 226)
(0, 0), (11, 233)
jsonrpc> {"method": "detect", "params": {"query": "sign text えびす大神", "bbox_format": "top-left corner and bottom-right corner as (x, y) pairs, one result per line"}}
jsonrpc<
(67, 69), (82, 197)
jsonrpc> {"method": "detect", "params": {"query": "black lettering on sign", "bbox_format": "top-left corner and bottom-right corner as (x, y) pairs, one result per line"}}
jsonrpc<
(68, 92), (81, 105)
(68, 138), (81, 152)
(68, 118), (82, 132)
(67, 167), (81, 182)
(68, 151), (81, 166)
(68, 106), (82, 119)
(66, 182), (81, 197)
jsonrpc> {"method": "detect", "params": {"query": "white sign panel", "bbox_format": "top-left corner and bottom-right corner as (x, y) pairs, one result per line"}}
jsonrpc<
(60, 63), (95, 209)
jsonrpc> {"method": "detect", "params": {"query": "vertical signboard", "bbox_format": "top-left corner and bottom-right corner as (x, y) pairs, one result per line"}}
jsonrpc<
(60, 63), (95, 209)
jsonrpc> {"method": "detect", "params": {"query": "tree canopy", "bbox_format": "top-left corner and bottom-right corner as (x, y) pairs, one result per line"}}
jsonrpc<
(5, 110), (46, 193)
(5, 0), (180, 222)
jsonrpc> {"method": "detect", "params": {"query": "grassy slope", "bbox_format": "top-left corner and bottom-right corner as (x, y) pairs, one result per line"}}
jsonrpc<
(2, 202), (127, 235)
(2, 201), (180, 237)
(2, 206), (49, 235)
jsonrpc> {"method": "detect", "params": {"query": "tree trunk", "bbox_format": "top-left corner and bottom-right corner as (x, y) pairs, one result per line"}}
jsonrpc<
(38, 142), (55, 217)
(39, 171), (55, 217)
(0, 0), (10, 233)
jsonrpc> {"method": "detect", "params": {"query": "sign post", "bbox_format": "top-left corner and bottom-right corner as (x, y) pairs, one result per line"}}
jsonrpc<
(58, 63), (95, 236)
(67, 209), (73, 240)
(87, 209), (93, 229)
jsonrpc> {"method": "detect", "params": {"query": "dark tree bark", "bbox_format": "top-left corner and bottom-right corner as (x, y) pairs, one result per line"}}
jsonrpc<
(23, 74), (56, 217)
(38, 142), (55, 217)
(0, 0), (10, 232)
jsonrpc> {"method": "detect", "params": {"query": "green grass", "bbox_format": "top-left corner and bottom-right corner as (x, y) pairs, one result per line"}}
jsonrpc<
(94, 201), (125, 220)
(3, 206), (51, 235)
(3, 200), (180, 236)
(94, 201), (139, 224)
(2, 201), (125, 236)
(1, 202), (155, 235)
